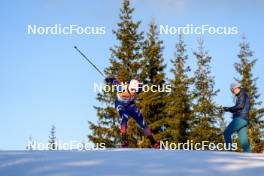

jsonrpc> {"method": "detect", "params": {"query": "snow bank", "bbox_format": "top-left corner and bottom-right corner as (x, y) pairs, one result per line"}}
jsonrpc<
(0, 149), (263, 176)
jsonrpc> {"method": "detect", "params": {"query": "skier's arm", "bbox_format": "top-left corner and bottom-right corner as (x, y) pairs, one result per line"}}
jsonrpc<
(105, 77), (121, 85)
(105, 77), (124, 93)
(225, 93), (246, 112)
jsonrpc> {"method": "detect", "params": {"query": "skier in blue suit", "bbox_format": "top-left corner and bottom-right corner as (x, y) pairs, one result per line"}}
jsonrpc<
(105, 77), (160, 148)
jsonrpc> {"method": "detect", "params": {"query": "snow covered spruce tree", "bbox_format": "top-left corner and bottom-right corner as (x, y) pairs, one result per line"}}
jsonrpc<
(165, 34), (194, 144)
(137, 20), (167, 147)
(234, 36), (264, 152)
(191, 38), (223, 145)
(88, 0), (144, 147)
(48, 125), (57, 150)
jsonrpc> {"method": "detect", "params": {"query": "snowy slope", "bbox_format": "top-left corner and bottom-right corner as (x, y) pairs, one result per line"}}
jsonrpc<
(0, 149), (263, 176)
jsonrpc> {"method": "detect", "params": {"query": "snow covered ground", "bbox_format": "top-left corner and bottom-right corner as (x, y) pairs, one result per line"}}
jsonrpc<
(0, 149), (263, 176)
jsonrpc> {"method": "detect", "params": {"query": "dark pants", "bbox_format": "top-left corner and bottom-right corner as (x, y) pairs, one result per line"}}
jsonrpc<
(116, 103), (152, 137)
(224, 118), (251, 152)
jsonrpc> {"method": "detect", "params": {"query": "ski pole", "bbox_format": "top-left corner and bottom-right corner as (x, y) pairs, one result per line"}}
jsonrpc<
(74, 46), (105, 78)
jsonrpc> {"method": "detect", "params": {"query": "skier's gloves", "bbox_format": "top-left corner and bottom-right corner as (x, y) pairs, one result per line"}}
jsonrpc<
(105, 78), (111, 83)
(105, 77), (120, 85)
(223, 107), (230, 112)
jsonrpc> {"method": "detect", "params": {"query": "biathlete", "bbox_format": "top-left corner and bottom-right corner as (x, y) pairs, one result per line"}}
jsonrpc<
(105, 77), (160, 148)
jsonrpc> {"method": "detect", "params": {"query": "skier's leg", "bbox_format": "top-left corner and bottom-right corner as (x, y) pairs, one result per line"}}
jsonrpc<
(119, 110), (128, 134)
(224, 120), (235, 148)
(237, 122), (251, 152)
(117, 105), (129, 147)
(224, 118), (247, 150)
(127, 105), (159, 147)
(127, 105), (151, 135)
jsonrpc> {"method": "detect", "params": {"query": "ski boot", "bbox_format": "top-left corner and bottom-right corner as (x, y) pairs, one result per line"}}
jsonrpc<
(152, 142), (160, 149)
(121, 133), (129, 148)
(147, 135), (160, 149)
(121, 141), (129, 148)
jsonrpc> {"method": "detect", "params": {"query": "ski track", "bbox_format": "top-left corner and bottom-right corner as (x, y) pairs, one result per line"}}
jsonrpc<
(0, 149), (263, 176)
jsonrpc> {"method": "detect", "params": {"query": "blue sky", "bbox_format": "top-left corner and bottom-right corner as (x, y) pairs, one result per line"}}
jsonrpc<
(0, 0), (263, 150)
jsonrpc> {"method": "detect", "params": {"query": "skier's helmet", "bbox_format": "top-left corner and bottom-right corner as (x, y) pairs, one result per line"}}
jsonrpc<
(129, 79), (140, 93)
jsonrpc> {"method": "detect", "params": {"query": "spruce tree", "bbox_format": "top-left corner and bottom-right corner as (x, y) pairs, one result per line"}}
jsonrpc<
(191, 38), (222, 145)
(166, 34), (193, 144)
(48, 125), (57, 150)
(234, 36), (264, 152)
(88, 0), (144, 147)
(137, 20), (166, 147)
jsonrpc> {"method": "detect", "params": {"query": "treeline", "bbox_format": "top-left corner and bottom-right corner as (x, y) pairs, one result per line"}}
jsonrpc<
(88, 0), (264, 152)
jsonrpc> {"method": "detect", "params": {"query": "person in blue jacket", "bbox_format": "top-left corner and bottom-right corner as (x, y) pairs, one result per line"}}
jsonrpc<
(223, 83), (251, 152)
(105, 77), (160, 148)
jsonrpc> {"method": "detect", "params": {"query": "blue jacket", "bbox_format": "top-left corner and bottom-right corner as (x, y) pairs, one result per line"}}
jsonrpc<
(227, 88), (250, 121)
